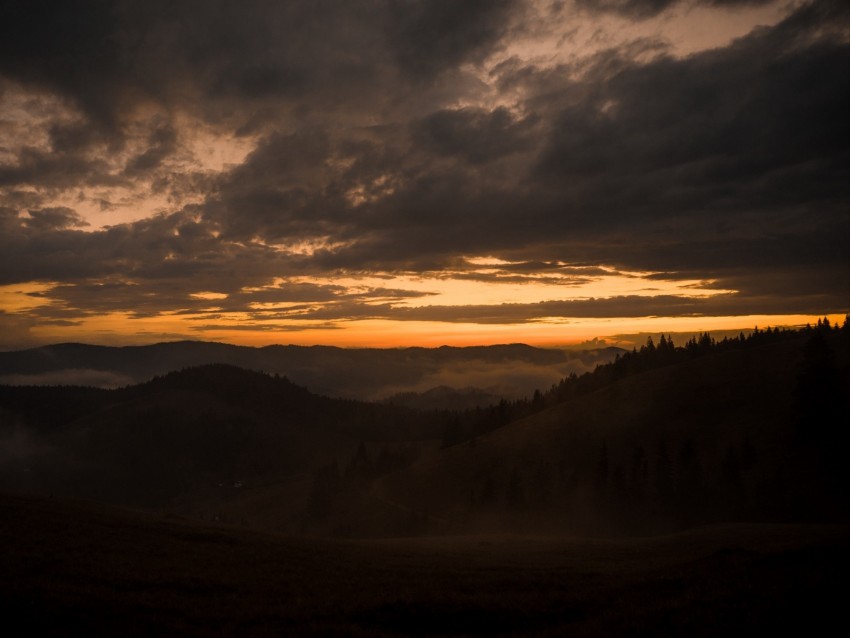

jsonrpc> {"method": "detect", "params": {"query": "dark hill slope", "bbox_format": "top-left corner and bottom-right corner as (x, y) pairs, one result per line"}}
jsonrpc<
(0, 365), (442, 515)
(374, 333), (849, 535)
(1, 329), (846, 538)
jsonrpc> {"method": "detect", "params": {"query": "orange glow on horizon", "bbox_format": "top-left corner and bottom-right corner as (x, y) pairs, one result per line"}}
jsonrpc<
(18, 312), (847, 350)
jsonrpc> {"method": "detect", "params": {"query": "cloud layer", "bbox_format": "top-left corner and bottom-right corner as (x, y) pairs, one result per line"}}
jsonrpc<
(0, 0), (847, 345)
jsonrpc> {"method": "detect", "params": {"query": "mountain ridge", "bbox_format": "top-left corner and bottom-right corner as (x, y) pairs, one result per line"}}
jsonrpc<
(1, 322), (846, 537)
(0, 340), (623, 401)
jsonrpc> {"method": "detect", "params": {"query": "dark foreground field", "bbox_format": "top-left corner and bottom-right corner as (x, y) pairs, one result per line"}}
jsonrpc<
(2, 492), (848, 637)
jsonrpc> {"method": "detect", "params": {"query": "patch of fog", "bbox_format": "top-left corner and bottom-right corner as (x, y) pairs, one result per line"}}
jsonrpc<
(374, 352), (615, 400)
(0, 368), (135, 388)
(0, 423), (52, 464)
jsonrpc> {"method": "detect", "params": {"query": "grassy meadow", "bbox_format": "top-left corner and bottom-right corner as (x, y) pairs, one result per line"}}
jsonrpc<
(2, 492), (847, 637)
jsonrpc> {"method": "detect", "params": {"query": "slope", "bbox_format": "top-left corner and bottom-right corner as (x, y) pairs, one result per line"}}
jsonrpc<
(371, 330), (849, 535)
(0, 365), (444, 528)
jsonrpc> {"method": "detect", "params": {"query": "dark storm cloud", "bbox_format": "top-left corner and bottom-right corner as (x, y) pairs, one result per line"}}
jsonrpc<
(124, 122), (178, 175)
(440, 272), (594, 286)
(575, 0), (775, 19)
(231, 0), (846, 292)
(206, 130), (344, 242)
(0, 207), (276, 287)
(704, 0), (776, 5)
(0, 146), (116, 190)
(0, 0), (524, 223)
(574, 0), (679, 18)
(17, 269), (435, 323)
(389, 0), (521, 79)
(0, 1), (125, 131)
(0, 0), (847, 327)
(2, 202), (437, 321)
(292, 292), (845, 324)
(347, 0), (847, 305)
(532, 20), (849, 218)
(24, 208), (89, 231)
(0, 0), (521, 128)
(161, 287), (845, 326)
(412, 107), (536, 164)
(503, 263), (614, 276)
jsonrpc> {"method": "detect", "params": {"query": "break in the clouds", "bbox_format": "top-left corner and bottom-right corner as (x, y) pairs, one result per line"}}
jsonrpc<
(0, 0), (847, 347)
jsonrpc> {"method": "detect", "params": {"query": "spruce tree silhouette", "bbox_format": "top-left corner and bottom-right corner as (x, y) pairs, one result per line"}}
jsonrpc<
(795, 330), (841, 440)
(507, 467), (526, 510)
(655, 439), (674, 512)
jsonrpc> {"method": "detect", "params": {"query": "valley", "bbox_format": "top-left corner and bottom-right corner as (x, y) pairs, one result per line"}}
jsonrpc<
(1, 321), (848, 635)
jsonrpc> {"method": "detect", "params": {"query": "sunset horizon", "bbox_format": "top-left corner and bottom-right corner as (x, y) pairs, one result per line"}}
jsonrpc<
(2, 0), (848, 350)
(2, 306), (847, 350)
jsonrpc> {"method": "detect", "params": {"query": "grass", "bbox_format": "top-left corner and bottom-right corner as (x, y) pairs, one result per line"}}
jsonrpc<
(2, 491), (848, 637)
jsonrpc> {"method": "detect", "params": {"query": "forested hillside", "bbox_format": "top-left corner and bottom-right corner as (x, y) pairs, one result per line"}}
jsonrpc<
(368, 321), (849, 536)
(1, 320), (847, 537)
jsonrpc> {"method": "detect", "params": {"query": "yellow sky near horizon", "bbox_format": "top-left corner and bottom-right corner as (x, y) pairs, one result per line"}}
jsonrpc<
(11, 310), (846, 350)
(1, 269), (845, 349)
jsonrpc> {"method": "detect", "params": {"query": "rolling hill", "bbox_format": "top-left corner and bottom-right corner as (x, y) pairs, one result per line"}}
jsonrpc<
(0, 365), (444, 527)
(1, 323), (847, 538)
(368, 326), (849, 536)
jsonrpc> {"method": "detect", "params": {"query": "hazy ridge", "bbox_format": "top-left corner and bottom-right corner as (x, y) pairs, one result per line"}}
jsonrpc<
(0, 341), (622, 401)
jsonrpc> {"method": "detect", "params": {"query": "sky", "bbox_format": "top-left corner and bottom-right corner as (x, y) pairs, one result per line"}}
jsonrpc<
(0, 0), (847, 349)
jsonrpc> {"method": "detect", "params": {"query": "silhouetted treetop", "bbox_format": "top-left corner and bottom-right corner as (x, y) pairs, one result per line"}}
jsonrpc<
(546, 318), (847, 407)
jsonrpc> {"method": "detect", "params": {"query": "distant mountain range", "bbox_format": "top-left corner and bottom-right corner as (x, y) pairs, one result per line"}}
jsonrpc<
(0, 341), (624, 402)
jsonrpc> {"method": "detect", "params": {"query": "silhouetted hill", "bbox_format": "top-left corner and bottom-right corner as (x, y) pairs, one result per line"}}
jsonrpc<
(0, 364), (442, 517)
(1, 322), (846, 537)
(370, 326), (849, 536)
(0, 341), (623, 400)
